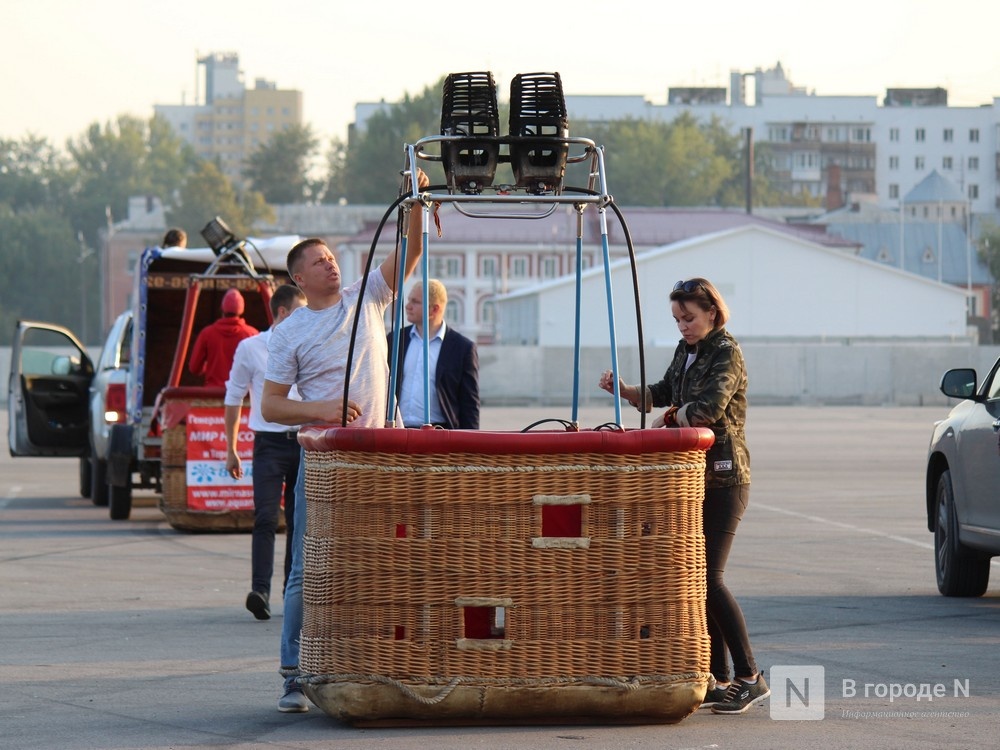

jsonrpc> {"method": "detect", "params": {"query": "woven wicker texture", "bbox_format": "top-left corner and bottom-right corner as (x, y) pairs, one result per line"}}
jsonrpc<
(299, 438), (710, 688)
(161, 426), (186, 468)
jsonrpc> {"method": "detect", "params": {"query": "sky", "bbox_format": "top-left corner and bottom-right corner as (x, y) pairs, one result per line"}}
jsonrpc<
(6, 0), (1000, 151)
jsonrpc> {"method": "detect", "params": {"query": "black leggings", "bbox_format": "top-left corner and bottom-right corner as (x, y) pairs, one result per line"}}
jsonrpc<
(704, 484), (758, 682)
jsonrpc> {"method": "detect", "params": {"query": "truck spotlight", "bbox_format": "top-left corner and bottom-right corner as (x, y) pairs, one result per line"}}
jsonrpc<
(200, 216), (240, 256)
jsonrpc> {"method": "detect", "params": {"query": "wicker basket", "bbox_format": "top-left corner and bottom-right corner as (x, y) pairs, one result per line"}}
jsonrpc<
(158, 393), (267, 533)
(297, 426), (714, 726)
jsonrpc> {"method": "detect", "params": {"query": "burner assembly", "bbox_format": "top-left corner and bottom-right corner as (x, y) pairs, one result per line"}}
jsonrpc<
(440, 71), (501, 194)
(436, 70), (571, 196)
(508, 72), (570, 195)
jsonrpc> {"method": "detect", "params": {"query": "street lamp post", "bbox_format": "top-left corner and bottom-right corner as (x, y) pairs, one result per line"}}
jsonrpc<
(77, 231), (94, 346)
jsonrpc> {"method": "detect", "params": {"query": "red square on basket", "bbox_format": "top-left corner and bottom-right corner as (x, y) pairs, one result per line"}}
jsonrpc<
(542, 504), (582, 537)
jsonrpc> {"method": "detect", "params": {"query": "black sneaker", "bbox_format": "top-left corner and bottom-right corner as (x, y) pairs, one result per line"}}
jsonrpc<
(700, 683), (732, 709)
(711, 673), (770, 714)
(246, 590), (270, 620)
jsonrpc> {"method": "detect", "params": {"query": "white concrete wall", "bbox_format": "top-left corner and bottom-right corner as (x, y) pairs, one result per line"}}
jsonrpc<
(6, 342), (998, 410)
(500, 225), (971, 347)
(477, 343), (1000, 408)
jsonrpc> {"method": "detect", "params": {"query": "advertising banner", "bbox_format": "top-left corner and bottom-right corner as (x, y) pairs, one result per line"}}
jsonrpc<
(185, 407), (254, 511)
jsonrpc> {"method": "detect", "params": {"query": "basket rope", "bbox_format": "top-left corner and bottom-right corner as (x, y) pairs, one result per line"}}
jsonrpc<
(318, 459), (705, 475)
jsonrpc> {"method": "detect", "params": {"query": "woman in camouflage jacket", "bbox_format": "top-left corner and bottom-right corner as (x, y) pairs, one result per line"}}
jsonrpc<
(598, 277), (768, 715)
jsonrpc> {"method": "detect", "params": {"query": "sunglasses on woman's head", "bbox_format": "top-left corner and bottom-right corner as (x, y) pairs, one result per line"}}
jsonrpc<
(672, 279), (702, 294)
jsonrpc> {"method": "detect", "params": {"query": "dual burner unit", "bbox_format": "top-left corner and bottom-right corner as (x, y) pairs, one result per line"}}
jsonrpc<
(437, 71), (570, 195)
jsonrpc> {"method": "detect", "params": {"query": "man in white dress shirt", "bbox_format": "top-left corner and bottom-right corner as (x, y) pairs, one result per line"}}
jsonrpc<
(390, 279), (479, 429)
(224, 283), (306, 621)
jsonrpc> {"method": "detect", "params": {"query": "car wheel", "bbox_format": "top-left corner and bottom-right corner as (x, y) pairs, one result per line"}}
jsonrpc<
(109, 476), (132, 521)
(90, 457), (109, 507)
(79, 457), (92, 499)
(934, 470), (990, 597)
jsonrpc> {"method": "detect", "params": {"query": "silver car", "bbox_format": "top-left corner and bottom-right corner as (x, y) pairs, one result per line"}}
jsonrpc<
(926, 363), (1000, 596)
(7, 313), (130, 507)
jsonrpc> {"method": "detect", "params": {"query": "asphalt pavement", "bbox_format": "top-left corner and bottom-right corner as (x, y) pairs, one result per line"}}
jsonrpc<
(2, 405), (999, 749)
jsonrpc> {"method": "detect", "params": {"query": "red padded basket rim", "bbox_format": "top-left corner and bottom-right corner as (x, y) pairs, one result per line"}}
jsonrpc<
(298, 425), (714, 456)
(160, 386), (228, 400)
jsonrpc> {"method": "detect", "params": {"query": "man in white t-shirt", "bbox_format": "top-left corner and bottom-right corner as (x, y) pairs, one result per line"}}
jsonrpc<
(261, 168), (429, 714)
(223, 283), (306, 621)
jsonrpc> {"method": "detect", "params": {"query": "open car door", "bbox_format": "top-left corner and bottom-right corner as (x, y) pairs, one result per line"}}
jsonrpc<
(7, 320), (93, 457)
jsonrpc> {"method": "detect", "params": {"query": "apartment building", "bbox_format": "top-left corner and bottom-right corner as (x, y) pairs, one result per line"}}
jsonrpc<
(154, 52), (302, 186)
(582, 66), (999, 215)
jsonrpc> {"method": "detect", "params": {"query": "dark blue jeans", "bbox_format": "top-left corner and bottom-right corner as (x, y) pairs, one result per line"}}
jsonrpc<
(280, 452), (306, 679)
(704, 483), (758, 682)
(251, 431), (300, 597)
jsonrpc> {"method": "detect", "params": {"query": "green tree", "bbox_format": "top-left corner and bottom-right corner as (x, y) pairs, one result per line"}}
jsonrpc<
(710, 133), (805, 209)
(0, 205), (93, 345)
(570, 113), (824, 208)
(167, 160), (273, 241)
(0, 136), (70, 211)
(581, 115), (732, 206)
(241, 189), (274, 236)
(0, 136), (100, 344)
(661, 113), (734, 206)
(703, 118), (754, 209)
(65, 116), (151, 247)
(581, 119), (672, 206)
(145, 115), (202, 208)
(320, 136), (348, 204)
(64, 115), (198, 247)
(331, 80), (445, 204)
(243, 124), (320, 204)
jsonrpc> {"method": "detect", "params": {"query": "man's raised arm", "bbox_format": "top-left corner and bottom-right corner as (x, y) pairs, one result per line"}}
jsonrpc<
(380, 168), (430, 287)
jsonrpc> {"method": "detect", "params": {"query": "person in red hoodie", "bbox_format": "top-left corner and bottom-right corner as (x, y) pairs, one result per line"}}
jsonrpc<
(189, 289), (259, 387)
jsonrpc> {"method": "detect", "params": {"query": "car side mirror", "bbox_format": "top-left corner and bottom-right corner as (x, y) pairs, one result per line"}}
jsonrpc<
(940, 368), (977, 400)
(51, 355), (86, 376)
(51, 356), (73, 375)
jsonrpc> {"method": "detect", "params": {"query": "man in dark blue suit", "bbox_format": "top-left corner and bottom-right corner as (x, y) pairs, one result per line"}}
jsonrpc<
(390, 279), (480, 429)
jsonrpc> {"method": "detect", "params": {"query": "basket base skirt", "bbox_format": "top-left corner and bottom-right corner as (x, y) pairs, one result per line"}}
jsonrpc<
(304, 674), (710, 726)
